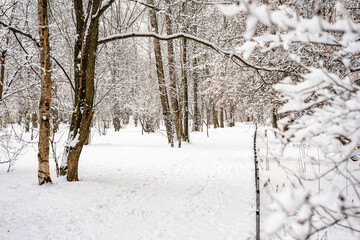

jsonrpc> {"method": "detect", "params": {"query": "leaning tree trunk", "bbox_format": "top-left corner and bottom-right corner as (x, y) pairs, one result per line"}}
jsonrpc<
(37, 0), (52, 185)
(149, 0), (174, 147)
(165, 0), (182, 147)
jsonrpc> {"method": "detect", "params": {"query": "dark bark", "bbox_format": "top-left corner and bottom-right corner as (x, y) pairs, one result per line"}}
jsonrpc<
(60, 0), (85, 177)
(219, 107), (224, 128)
(32, 113), (38, 128)
(65, 0), (105, 181)
(0, 9), (14, 100)
(165, 0), (182, 147)
(272, 107), (278, 129)
(206, 103), (210, 137)
(25, 112), (30, 132)
(0, 48), (6, 100)
(212, 104), (218, 129)
(149, 0), (174, 147)
(113, 117), (121, 131)
(193, 55), (201, 131)
(229, 105), (235, 127)
(182, 38), (189, 142)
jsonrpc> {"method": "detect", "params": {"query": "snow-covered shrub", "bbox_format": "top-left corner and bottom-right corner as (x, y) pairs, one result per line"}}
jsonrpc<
(220, 0), (360, 238)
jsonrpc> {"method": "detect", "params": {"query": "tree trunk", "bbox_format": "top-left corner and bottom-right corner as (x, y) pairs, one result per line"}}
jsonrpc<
(229, 105), (235, 127)
(272, 107), (278, 129)
(113, 117), (121, 131)
(182, 38), (189, 142)
(212, 104), (218, 129)
(31, 112), (38, 140)
(206, 103), (210, 137)
(0, 48), (6, 100)
(32, 112), (38, 128)
(65, 0), (102, 181)
(193, 55), (201, 131)
(220, 107), (224, 128)
(60, 0), (85, 176)
(84, 129), (91, 145)
(181, 2), (189, 142)
(37, 0), (52, 185)
(25, 111), (30, 132)
(0, 24), (12, 100)
(149, 0), (174, 147)
(165, 0), (182, 147)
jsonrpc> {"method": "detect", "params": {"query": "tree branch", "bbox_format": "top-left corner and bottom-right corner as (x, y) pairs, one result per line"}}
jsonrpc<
(98, 32), (290, 73)
(1, 20), (75, 93)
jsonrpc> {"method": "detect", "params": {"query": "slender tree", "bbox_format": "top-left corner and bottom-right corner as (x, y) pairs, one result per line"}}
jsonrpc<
(37, 0), (52, 185)
(192, 53), (201, 131)
(148, 0), (174, 147)
(165, 0), (182, 147)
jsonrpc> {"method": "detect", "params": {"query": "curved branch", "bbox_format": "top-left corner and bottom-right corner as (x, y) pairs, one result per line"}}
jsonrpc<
(98, 32), (289, 73)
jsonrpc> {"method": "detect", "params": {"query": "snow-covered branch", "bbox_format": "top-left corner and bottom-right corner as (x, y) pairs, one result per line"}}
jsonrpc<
(99, 31), (290, 73)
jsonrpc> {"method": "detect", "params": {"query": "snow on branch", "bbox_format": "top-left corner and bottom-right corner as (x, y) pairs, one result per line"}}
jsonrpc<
(219, 1), (360, 56)
(94, 0), (116, 19)
(98, 32), (290, 73)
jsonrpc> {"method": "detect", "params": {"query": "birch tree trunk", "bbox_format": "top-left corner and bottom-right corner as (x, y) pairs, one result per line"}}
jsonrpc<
(37, 0), (52, 185)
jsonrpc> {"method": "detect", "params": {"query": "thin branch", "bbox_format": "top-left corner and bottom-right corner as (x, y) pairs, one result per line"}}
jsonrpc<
(0, 20), (40, 47)
(1, 20), (75, 92)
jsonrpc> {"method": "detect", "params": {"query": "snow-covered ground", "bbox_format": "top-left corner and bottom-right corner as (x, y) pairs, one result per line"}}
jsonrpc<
(0, 124), (258, 240)
(0, 123), (358, 240)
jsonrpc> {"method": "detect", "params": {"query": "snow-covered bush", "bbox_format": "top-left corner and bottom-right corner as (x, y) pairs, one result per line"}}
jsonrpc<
(220, 0), (360, 238)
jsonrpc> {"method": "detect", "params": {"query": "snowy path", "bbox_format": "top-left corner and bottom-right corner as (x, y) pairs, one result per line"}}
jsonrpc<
(0, 124), (256, 240)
